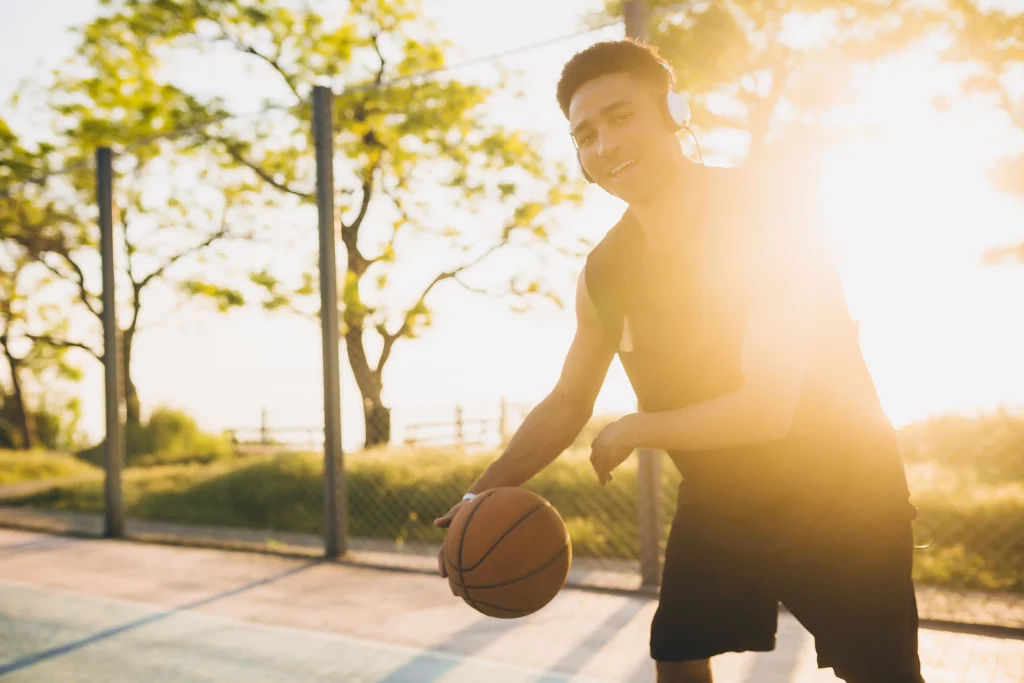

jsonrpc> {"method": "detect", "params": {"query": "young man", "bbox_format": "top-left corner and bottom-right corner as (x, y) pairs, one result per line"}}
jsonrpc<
(435, 40), (925, 683)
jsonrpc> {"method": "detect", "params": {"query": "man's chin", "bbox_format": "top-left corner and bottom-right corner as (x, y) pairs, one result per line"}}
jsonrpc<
(602, 178), (654, 206)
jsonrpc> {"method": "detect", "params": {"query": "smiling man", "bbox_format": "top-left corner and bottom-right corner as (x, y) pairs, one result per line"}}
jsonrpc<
(435, 40), (925, 683)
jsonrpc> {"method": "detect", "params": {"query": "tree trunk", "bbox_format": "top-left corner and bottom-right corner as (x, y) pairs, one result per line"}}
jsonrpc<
(1, 338), (35, 450)
(343, 325), (391, 447)
(122, 328), (141, 427)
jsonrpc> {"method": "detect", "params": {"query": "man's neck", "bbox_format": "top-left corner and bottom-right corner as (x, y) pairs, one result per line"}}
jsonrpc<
(629, 159), (701, 248)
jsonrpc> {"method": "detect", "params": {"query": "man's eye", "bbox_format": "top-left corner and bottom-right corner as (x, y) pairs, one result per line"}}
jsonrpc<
(614, 112), (634, 123)
(577, 134), (596, 146)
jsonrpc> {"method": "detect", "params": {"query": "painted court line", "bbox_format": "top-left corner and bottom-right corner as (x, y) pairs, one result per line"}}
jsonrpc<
(0, 579), (610, 682)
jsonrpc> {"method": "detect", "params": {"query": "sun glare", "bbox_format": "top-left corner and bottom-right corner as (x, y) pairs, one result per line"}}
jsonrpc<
(814, 93), (1020, 426)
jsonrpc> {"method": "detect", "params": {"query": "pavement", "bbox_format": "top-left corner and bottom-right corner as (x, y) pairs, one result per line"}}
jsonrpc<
(0, 528), (1022, 682)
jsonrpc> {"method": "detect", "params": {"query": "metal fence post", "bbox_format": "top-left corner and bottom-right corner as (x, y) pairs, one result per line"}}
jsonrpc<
(97, 147), (125, 539)
(637, 446), (662, 588)
(314, 85), (346, 558)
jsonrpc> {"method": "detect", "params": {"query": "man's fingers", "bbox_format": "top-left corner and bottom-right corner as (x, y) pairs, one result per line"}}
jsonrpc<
(435, 501), (467, 528)
(437, 546), (448, 578)
(591, 450), (608, 485)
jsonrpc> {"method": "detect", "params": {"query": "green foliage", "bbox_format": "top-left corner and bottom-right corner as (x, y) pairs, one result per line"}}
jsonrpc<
(64, 0), (586, 431)
(77, 406), (234, 467)
(594, 0), (938, 158)
(0, 396), (86, 453)
(0, 449), (100, 485)
(897, 408), (1024, 485)
(938, 0), (1024, 261)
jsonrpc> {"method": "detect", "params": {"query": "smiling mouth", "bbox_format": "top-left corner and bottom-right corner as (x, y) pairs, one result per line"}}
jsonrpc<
(608, 160), (637, 179)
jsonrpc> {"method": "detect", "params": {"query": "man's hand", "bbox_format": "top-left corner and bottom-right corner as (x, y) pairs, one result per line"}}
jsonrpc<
(590, 419), (634, 486)
(433, 499), (470, 579)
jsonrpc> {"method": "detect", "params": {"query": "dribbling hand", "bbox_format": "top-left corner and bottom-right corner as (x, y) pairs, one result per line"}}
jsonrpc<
(433, 499), (469, 580)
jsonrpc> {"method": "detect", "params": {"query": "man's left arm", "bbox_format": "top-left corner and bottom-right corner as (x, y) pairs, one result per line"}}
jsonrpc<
(589, 193), (826, 483)
(634, 289), (816, 437)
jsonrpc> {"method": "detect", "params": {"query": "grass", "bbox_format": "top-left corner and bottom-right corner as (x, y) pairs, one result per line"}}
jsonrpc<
(3, 444), (1021, 593)
(0, 450), (101, 486)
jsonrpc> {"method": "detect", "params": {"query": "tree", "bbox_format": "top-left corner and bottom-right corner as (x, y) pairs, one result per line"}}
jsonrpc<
(594, 0), (937, 161)
(30, 155), (260, 428)
(71, 0), (586, 446)
(938, 0), (1024, 263)
(0, 119), (83, 449)
(22, 25), (271, 428)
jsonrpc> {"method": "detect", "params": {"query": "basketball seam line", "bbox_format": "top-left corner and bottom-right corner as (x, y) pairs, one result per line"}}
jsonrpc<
(459, 502), (549, 573)
(459, 598), (533, 614)
(455, 488), (497, 613)
(449, 542), (569, 591)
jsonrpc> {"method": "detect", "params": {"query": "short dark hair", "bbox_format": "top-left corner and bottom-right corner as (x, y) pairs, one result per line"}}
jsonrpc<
(556, 40), (675, 120)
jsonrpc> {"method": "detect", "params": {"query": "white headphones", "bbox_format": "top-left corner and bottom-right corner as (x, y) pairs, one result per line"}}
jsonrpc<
(576, 88), (691, 183)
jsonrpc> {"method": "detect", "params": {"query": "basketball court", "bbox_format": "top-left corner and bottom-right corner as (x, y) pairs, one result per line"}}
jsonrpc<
(1, 528), (1022, 682)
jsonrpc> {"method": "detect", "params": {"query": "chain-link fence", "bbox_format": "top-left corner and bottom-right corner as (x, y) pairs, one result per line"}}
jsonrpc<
(6, 397), (1020, 631)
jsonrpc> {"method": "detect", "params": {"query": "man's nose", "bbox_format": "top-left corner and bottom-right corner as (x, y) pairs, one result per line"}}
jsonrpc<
(596, 129), (623, 159)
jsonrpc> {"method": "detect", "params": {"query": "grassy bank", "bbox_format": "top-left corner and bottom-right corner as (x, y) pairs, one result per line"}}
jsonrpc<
(0, 450), (101, 485)
(4, 446), (1021, 593)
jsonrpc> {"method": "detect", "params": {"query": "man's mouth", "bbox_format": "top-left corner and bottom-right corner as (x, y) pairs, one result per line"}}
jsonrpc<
(608, 159), (638, 179)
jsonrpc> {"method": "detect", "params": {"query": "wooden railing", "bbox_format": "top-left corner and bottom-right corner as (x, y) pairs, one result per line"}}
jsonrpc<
(222, 400), (529, 451)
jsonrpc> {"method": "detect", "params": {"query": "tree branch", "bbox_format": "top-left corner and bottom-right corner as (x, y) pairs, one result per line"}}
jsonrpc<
(453, 273), (491, 295)
(43, 253), (101, 320)
(368, 180), (412, 265)
(343, 165), (377, 242)
(137, 218), (232, 293)
(120, 201), (142, 327)
(374, 322), (399, 374)
(28, 334), (101, 361)
(214, 137), (311, 198)
(370, 32), (388, 87)
(216, 26), (302, 101)
(373, 238), (508, 375)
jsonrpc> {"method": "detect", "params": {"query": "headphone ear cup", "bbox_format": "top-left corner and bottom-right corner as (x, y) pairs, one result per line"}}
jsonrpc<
(665, 92), (690, 130)
(577, 152), (594, 183)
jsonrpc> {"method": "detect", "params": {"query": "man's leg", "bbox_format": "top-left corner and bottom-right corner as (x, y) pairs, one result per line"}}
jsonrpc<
(650, 511), (777, 678)
(656, 659), (713, 683)
(774, 501), (925, 683)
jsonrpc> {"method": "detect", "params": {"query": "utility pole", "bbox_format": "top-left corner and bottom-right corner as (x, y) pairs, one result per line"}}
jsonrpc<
(624, 0), (650, 43)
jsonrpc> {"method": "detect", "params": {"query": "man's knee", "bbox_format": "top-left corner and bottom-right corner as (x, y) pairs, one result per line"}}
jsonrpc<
(655, 658), (713, 683)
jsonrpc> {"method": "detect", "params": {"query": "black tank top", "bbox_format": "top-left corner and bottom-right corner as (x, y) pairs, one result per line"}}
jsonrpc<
(584, 162), (912, 546)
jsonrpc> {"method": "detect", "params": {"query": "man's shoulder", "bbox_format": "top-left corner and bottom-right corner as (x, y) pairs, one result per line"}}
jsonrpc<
(585, 209), (635, 265)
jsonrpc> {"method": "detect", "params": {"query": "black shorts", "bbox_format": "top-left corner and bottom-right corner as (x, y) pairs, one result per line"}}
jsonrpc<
(650, 496), (924, 683)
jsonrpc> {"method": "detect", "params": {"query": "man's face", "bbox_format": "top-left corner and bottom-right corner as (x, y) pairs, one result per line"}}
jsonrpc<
(568, 72), (679, 206)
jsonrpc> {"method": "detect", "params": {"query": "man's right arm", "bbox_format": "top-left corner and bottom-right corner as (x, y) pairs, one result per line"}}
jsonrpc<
(435, 270), (617, 522)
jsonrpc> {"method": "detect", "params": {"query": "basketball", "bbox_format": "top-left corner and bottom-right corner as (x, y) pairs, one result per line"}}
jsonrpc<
(443, 487), (572, 619)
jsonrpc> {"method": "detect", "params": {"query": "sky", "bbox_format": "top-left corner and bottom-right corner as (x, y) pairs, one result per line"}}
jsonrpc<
(1, 0), (1023, 449)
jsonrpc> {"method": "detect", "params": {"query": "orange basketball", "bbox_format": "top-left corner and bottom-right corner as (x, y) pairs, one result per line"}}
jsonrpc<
(443, 487), (572, 618)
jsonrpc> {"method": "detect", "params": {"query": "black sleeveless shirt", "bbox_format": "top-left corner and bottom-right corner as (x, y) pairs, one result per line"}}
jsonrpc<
(584, 162), (912, 546)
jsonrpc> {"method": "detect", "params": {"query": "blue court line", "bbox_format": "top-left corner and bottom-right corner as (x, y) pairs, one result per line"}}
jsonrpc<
(0, 559), (322, 677)
(0, 538), (59, 554)
(0, 579), (614, 683)
(0, 537), (73, 561)
(378, 613), (523, 682)
(538, 598), (647, 682)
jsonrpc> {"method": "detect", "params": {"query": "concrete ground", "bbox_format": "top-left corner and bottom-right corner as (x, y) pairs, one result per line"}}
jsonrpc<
(0, 528), (1021, 682)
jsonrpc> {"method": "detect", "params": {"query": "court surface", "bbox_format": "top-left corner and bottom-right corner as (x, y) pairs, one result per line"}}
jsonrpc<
(0, 528), (1021, 682)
